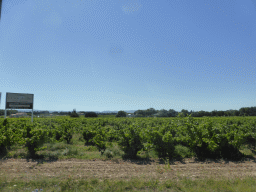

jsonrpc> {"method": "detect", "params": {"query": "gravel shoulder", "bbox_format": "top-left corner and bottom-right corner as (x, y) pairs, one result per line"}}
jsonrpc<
(1, 157), (256, 182)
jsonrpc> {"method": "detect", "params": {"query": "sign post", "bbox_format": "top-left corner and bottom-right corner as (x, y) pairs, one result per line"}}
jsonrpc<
(0, 92), (5, 118)
(5, 92), (34, 122)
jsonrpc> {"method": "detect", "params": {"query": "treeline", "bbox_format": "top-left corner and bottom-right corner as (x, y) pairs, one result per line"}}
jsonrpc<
(134, 107), (256, 117)
(31, 111), (118, 116)
(0, 110), (18, 116)
(28, 111), (70, 116)
(3, 106), (256, 118)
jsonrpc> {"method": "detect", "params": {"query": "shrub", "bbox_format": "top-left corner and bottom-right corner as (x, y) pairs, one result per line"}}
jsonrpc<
(21, 123), (48, 158)
(61, 121), (73, 144)
(118, 124), (144, 158)
(104, 149), (113, 158)
(82, 127), (96, 145)
(103, 145), (124, 158)
(84, 112), (98, 118)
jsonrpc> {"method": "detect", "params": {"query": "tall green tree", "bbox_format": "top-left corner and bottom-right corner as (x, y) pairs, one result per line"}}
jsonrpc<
(181, 109), (189, 117)
(168, 109), (177, 117)
(134, 110), (145, 117)
(145, 108), (157, 117)
(70, 109), (79, 118)
(154, 109), (169, 117)
(116, 111), (127, 117)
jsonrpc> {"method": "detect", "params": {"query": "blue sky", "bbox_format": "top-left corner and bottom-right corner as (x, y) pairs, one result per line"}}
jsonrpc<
(0, 0), (256, 112)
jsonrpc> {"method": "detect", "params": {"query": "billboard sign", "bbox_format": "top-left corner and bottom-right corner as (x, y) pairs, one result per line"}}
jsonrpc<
(6, 92), (34, 109)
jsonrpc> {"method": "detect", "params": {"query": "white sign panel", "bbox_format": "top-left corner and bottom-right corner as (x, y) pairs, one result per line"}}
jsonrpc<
(6, 92), (34, 109)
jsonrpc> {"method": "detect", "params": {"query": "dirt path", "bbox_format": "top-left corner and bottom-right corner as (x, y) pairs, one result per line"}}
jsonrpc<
(1, 158), (256, 183)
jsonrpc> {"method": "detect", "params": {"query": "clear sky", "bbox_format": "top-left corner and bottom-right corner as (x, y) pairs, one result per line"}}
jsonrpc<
(0, 0), (256, 112)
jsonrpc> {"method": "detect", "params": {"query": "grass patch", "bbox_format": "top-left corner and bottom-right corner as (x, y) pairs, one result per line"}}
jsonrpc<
(103, 143), (124, 159)
(0, 175), (256, 191)
(174, 144), (195, 158)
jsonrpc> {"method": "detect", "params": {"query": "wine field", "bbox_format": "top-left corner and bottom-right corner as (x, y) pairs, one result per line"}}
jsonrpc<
(1, 115), (256, 191)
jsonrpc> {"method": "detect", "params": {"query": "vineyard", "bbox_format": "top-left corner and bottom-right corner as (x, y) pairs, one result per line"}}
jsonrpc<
(1, 115), (256, 161)
(1, 115), (256, 191)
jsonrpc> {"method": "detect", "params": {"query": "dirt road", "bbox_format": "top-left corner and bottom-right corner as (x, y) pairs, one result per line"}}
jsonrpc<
(1, 157), (256, 182)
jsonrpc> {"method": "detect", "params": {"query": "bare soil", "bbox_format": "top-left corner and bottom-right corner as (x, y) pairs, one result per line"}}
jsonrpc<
(1, 157), (256, 183)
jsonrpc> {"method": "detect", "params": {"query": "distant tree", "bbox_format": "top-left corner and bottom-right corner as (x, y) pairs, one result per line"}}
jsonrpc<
(177, 112), (185, 118)
(154, 109), (169, 117)
(134, 110), (145, 117)
(70, 109), (79, 118)
(224, 111), (232, 117)
(60, 111), (69, 115)
(200, 111), (206, 117)
(249, 107), (256, 116)
(205, 111), (211, 117)
(2, 110), (18, 116)
(145, 108), (157, 117)
(181, 109), (189, 117)
(116, 111), (127, 117)
(168, 109), (178, 117)
(211, 110), (218, 117)
(234, 110), (240, 116)
(190, 112), (197, 117)
(84, 112), (98, 118)
(217, 110), (225, 117)
(33, 111), (41, 116)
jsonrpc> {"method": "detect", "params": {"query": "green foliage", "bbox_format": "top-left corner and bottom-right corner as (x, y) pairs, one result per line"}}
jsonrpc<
(92, 127), (108, 155)
(117, 124), (144, 158)
(116, 111), (127, 117)
(18, 122), (49, 158)
(144, 122), (179, 159)
(174, 144), (194, 158)
(0, 119), (22, 155)
(60, 120), (73, 144)
(177, 115), (247, 160)
(154, 109), (169, 117)
(1, 115), (256, 161)
(103, 144), (124, 158)
(3, 119), (9, 127)
(84, 112), (98, 117)
(82, 126), (97, 145)
(55, 128), (62, 141)
(70, 109), (79, 118)
(177, 112), (185, 118)
(104, 149), (114, 158)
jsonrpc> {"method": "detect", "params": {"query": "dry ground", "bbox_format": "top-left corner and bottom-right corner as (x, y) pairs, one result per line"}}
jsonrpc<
(1, 157), (256, 183)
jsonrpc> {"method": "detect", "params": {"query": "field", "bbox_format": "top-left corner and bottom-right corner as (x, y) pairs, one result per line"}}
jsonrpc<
(0, 116), (256, 191)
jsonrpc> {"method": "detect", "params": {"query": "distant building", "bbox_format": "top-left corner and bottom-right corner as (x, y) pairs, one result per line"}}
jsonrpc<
(10, 112), (28, 118)
(127, 113), (135, 117)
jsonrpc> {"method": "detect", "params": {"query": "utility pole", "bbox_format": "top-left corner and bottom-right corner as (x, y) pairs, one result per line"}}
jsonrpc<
(0, 0), (2, 20)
